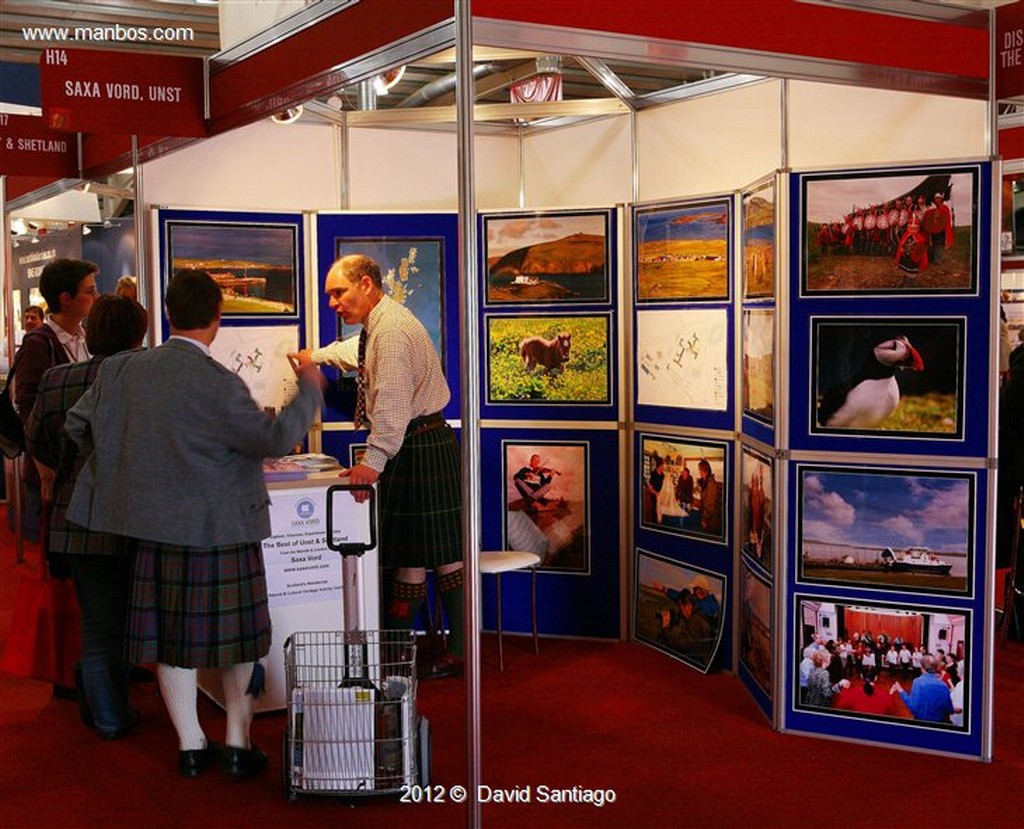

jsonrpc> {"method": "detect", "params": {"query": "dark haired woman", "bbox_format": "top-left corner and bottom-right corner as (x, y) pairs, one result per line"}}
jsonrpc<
(25, 295), (149, 739)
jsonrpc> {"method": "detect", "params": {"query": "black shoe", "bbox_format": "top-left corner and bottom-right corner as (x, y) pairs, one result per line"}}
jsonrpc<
(179, 742), (221, 778)
(221, 745), (268, 779)
(421, 654), (464, 680)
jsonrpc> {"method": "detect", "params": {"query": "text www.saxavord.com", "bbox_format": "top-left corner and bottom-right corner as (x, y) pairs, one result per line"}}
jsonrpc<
(22, 24), (195, 44)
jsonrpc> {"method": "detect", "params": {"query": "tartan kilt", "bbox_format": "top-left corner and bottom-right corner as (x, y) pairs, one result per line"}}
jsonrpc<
(125, 540), (272, 669)
(379, 422), (462, 569)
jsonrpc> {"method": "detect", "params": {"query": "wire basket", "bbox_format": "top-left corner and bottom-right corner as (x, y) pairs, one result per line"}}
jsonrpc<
(283, 629), (418, 797)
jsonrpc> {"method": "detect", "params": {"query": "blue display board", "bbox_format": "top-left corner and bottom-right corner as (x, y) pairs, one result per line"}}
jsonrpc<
(633, 430), (734, 671)
(787, 162), (992, 458)
(632, 196), (736, 432)
(480, 427), (621, 640)
(156, 208), (306, 341)
(477, 208), (619, 423)
(315, 212), (461, 423)
(783, 161), (993, 758)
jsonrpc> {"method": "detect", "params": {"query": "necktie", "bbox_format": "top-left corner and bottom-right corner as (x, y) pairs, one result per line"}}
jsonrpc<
(354, 327), (368, 429)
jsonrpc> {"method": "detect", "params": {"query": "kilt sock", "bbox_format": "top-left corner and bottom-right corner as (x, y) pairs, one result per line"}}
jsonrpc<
(222, 661), (258, 749)
(387, 578), (427, 630)
(437, 567), (464, 657)
(156, 664), (207, 751)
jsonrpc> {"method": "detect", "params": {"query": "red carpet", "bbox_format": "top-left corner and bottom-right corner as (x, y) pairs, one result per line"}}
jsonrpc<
(1, 531), (1021, 828)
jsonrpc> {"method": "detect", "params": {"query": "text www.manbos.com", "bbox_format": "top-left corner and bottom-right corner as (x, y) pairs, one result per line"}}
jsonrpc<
(22, 24), (195, 43)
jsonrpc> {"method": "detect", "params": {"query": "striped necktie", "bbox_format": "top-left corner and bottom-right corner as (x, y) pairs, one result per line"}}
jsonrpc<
(354, 327), (368, 429)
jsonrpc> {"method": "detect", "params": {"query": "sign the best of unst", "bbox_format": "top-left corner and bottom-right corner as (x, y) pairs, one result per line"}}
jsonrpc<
(39, 48), (206, 138)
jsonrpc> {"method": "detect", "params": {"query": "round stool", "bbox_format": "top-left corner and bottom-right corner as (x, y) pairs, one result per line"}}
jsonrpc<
(479, 551), (541, 671)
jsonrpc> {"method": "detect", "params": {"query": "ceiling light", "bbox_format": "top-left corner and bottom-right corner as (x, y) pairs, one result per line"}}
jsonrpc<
(82, 225), (92, 235)
(372, 66), (406, 96)
(31, 236), (40, 244)
(270, 106), (303, 125)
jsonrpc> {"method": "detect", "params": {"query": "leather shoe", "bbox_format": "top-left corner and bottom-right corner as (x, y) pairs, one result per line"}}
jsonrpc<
(221, 745), (268, 779)
(421, 653), (463, 680)
(179, 742), (221, 778)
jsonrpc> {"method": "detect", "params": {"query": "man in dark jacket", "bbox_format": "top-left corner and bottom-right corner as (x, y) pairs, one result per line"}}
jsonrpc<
(11, 258), (98, 544)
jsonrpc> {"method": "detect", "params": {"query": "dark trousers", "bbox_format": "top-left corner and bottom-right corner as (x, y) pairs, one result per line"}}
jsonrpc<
(68, 555), (135, 734)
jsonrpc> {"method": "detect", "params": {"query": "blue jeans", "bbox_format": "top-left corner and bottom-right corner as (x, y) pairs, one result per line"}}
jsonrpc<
(67, 555), (136, 734)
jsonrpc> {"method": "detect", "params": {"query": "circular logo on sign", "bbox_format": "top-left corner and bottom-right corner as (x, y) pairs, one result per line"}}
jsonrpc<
(296, 499), (315, 519)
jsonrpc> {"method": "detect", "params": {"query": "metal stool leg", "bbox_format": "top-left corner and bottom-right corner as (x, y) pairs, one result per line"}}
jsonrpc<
(496, 572), (504, 672)
(531, 566), (539, 655)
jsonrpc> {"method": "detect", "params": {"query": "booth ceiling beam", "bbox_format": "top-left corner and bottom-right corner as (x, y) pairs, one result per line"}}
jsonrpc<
(344, 97), (629, 127)
(471, 18), (988, 100)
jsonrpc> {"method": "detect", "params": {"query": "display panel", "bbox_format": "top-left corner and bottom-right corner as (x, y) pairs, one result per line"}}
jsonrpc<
(482, 209), (611, 305)
(634, 549), (726, 673)
(634, 197), (732, 303)
(316, 212), (461, 424)
(636, 307), (729, 411)
(165, 220), (299, 318)
(742, 307), (774, 426)
(485, 313), (612, 406)
(209, 325), (300, 414)
(801, 165), (980, 296)
(740, 446), (774, 576)
(638, 433), (729, 545)
(333, 237), (445, 361)
(500, 440), (590, 574)
(810, 316), (965, 441)
(797, 464), (975, 597)
(793, 595), (970, 734)
(742, 178), (775, 300)
(740, 562), (773, 698)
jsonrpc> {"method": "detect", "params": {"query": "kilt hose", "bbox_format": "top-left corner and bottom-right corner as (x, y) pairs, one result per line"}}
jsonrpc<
(378, 419), (462, 570)
(125, 540), (272, 669)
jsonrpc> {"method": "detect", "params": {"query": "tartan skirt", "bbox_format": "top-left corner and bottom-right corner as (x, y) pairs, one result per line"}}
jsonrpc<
(125, 540), (272, 669)
(379, 421), (462, 569)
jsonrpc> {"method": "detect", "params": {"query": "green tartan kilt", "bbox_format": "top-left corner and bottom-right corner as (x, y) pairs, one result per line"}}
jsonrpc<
(379, 422), (462, 569)
(125, 540), (272, 669)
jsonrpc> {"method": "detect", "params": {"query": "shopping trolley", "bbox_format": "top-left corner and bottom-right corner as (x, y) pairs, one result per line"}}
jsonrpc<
(282, 483), (430, 800)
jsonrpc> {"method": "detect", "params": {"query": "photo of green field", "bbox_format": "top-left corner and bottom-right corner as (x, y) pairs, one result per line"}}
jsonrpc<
(635, 200), (730, 301)
(486, 315), (610, 404)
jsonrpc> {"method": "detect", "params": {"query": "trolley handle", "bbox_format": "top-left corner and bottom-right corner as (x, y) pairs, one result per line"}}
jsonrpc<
(326, 483), (377, 557)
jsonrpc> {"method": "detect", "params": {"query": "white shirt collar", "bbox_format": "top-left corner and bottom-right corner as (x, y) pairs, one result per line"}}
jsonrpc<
(45, 317), (89, 361)
(169, 334), (211, 356)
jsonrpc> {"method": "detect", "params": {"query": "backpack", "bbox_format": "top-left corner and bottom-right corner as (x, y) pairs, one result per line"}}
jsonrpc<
(0, 328), (62, 459)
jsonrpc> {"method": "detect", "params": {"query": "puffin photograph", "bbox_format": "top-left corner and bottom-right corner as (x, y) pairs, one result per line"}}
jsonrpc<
(817, 335), (923, 428)
(813, 319), (963, 436)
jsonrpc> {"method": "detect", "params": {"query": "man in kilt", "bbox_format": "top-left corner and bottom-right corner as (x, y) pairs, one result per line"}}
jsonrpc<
(65, 270), (325, 779)
(292, 254), (465, 678)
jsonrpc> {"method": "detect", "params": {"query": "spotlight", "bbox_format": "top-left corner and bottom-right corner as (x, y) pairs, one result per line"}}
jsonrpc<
(270, 106), (303, 125)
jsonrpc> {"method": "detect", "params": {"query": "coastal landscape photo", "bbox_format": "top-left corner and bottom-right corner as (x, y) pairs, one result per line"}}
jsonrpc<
(635, 198), (730, 301)
(484, 211), (609, 304)
(167, 221), (298, 316)
(797, 465), (974, 595)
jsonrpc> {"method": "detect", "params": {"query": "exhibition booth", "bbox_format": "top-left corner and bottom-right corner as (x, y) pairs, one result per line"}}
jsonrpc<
(4, 0), (1024, 789)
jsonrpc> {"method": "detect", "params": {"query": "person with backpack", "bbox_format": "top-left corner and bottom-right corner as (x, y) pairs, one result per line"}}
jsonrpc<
(11, 259), (98, 551)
